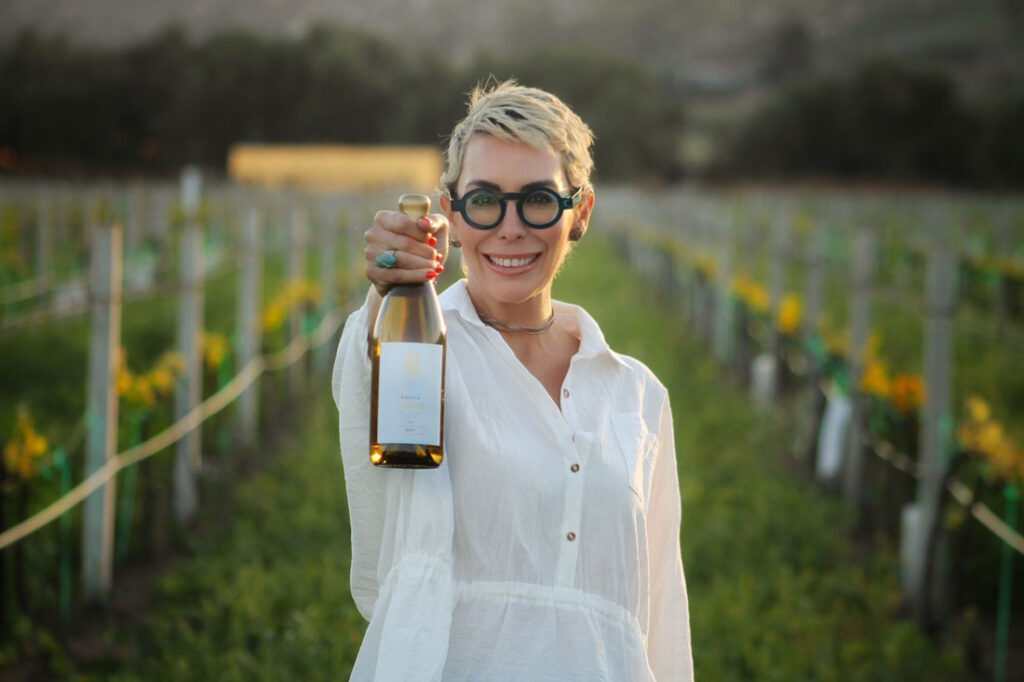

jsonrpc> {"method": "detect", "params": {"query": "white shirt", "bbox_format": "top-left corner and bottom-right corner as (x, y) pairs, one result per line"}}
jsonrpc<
(332, 280), (693, 681)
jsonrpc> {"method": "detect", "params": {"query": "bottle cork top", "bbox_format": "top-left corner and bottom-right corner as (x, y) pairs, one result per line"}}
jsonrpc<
(399, 193), (431, 218)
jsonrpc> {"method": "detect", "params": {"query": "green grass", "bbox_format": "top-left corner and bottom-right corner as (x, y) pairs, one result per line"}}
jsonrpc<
(81, 396), (364, 681)
(54, 235), (966, 680)
(564, 238), (965, 680)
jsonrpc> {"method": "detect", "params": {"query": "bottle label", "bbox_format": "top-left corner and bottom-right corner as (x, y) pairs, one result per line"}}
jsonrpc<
(377, 342), (443, 446)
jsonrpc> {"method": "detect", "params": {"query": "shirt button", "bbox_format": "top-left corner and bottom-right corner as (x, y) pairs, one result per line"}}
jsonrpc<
(566, 531), (576, 541)
(570, 463), (580, 473)
(562, 388), (570, 399)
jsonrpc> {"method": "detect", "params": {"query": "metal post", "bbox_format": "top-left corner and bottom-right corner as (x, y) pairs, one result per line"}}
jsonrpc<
(804, 223), (825, 342)
(767, 209), (790, 399)
(316, 202), (338, 372)
(843, 222), (875, 523)
(237, 206), (263, 447)
(803, 221), (828, 473)
(35, 193), (52, 300)
(174, 168), (203, 523)
(912, 224), (956, 627)
(288, 204), (307, 398)
(82, 224), (122, 599)
(994, 213), (1010, 338)
(713, 213), (736, 364)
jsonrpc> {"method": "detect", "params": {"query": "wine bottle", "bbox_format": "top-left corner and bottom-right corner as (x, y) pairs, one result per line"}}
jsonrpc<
(369, 194), (446, 468)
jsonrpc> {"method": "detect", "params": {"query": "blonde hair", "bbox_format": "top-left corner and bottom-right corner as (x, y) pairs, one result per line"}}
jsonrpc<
(441, 79), (595, 196)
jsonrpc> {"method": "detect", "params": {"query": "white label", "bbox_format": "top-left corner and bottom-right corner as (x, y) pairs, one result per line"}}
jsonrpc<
(377, 342), (443, 446)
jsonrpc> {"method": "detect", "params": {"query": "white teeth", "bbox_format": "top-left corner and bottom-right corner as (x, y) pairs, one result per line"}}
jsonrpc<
(489, 255), (537, 268)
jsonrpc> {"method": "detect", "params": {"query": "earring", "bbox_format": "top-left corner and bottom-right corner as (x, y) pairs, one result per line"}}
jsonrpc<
(568, 227), (583, 242)
(449, 238), (462, 248)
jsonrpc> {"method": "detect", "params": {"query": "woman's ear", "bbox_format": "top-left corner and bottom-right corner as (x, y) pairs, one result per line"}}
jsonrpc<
(571, 190), (596, 241)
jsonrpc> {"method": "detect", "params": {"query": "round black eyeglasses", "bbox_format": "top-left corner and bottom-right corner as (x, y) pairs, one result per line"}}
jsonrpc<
(450, 187), (582, 230)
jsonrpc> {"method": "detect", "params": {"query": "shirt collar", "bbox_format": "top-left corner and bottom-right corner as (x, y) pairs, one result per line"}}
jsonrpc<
(440, 279), (629, 369)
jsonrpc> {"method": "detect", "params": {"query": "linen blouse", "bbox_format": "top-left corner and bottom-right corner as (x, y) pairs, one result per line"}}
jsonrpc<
(332, 279), (693, 681)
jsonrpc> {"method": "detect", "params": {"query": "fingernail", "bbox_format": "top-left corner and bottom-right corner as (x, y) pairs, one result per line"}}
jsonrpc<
(428, 236), (437, 246)
(426, 270), (437, 280)
(435, 265), (444, 274)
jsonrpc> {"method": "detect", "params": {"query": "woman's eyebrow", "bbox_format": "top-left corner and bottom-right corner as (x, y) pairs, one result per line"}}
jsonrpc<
(464, 179), (560, 192)
(464, 179), (502, 191)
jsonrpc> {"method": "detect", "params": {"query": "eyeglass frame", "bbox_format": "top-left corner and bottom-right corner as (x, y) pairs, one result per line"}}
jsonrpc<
(448, 186), (583, 230)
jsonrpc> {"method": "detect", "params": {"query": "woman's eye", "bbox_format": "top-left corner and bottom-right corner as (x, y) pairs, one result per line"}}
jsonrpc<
(526, 192), (554, 205)
(470, 193), (498, 206)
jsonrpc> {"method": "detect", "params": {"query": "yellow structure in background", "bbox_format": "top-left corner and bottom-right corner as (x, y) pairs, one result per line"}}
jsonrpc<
(227, 144), (442, 192)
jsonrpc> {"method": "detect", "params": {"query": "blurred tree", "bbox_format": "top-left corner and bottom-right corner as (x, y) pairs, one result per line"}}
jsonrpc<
(763, 18), (813, 84)
(468, 49), (686, 182)
(122, 26), (196, 168)
(976, 92), (1024, 187)
(725, 58), (985, 186)
(1003, 0), (1024, 34)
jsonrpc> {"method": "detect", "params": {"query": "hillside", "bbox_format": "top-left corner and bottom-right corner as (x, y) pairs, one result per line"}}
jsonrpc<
(2, 0), (1020, 82)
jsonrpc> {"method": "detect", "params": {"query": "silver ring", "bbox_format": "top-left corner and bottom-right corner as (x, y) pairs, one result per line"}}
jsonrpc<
(375, 249), (398, 269)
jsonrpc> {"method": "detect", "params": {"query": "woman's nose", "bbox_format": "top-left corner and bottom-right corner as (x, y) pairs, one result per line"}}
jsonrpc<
(495, 204), (528, 240)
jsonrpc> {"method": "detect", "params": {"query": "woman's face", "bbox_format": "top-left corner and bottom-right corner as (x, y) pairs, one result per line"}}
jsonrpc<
(443, 134), (589, 312)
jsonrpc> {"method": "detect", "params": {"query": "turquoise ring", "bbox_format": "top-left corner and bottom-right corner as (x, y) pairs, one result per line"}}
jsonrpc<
(375, 249), (398, 269)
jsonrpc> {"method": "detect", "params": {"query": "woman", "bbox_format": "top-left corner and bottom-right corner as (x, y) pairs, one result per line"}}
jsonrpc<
(332, 80), (693, 681)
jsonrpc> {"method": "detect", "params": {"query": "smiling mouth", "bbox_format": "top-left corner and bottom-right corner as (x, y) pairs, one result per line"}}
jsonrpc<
(485, 254), (540, 268)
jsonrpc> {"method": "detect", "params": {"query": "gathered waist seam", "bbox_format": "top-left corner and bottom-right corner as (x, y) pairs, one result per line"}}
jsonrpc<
(455, 580), (642, 635)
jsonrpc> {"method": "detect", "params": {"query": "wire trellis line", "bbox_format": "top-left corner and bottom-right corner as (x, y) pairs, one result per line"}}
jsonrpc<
(0, 303), (346, 552)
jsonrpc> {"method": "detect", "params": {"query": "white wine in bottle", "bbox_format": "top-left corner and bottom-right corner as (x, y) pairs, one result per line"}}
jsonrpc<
(369, 194), (446, 468)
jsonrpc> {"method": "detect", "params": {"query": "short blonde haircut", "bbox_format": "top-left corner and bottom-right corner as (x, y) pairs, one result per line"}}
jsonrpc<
(441, 79), (595, 197)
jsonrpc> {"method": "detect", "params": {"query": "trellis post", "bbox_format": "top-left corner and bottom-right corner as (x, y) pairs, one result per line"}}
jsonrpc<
(316, 202), (339, 373)
(237, 205), (263, 447)
(82, 224), (122, 599)
(842, 221), (875, 525)
(713, 211), (736, 364)
(288, 204), (307, 399)
(911, 218), (957, 628)
(174, 168), (204, 523)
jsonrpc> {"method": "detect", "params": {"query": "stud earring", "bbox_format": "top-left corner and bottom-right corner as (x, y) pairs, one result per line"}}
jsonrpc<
(449, 238), (462, 248)
(568, 227), (583, 242)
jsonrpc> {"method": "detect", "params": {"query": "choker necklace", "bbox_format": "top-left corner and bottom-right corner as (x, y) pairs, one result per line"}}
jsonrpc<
(477, 310), (556, 335)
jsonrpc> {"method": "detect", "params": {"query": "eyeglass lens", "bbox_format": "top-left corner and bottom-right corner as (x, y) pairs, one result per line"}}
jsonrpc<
(465, 189), (562, 228)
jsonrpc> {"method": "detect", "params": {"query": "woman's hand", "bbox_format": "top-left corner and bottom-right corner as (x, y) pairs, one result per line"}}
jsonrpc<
(364, 210), (449, 296)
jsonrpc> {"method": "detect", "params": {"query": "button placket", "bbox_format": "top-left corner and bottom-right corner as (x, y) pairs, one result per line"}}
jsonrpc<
(554, 431), (588, 586)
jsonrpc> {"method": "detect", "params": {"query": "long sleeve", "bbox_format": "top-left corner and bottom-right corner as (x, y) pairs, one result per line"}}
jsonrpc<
(331, 292), (456, 681)
(646, 390), (694, 681)
(332, 295), (385, 620)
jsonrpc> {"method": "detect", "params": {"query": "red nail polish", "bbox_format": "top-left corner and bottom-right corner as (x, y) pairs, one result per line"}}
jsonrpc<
(435, 265), (444, 274)
(426, 270), (437, 280)
(428, 236), (437, 246)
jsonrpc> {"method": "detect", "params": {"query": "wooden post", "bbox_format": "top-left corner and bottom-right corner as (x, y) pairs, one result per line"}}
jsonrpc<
(174, 168), (203, 523)
(911, 224), (957, 628)
(316, 203), (338, 373)
(82, 224), (122, 600)
(288, 204), (307, 399)
(842, 222), (875, 525)
(237, 206), (263, 447)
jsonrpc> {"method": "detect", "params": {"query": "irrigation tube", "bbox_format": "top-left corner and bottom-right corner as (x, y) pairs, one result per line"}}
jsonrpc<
(0, 305), (347, 552)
